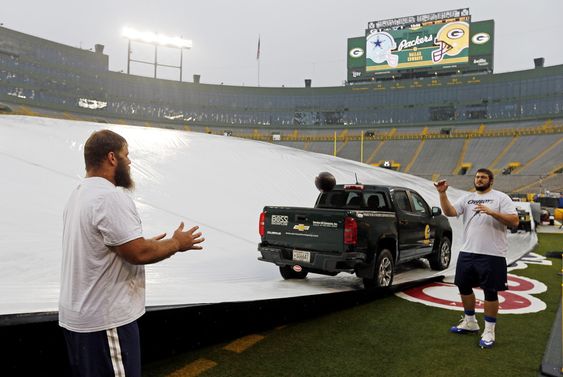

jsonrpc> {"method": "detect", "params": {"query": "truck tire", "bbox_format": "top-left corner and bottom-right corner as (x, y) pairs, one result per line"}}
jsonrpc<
(279, 266), (308, 279)
(429, 236), (451, 270)
(363, 249), (394, 289)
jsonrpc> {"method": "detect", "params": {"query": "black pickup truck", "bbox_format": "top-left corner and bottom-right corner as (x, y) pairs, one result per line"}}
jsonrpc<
(258, 183), (452, 289)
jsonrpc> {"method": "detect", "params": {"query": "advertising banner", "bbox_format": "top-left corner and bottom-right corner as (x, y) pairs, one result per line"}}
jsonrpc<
(347, 37), (366, 81)
(468, 19), (494, 72)
(346, 10), (494, 82)
(365, 20), (470, 74)
(368, 8), (470, 31)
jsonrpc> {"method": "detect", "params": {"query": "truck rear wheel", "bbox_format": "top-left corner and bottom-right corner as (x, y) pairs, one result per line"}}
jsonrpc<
(363, 249), (394, 289)
(279, 266), (308, 279)
(429, 236), (451, 270)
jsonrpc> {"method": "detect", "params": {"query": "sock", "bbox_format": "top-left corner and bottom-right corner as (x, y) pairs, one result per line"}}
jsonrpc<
(464, 310), (476, 321)
(484, 316), (496, 332)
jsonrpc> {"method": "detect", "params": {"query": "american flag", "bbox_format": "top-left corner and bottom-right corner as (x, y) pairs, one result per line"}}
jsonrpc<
(256, 36), (260, 60)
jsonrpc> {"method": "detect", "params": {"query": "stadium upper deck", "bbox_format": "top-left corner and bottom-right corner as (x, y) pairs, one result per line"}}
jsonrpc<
(0, 26), (562, 131)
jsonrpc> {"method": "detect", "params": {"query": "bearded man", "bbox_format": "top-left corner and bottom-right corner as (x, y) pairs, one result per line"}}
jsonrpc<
(59, 129), (205, 376)
(434, 168), (518, 349)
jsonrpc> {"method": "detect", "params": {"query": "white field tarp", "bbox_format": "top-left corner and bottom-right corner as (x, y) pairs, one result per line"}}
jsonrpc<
(0, 115), (537, 315)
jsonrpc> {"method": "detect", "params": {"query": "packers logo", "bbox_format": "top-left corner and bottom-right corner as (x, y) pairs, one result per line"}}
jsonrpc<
(472, 32), (490, 45)
(293, 224), (310, 232)
(349, 47), (364, 58)
(424, 224), (430, 239)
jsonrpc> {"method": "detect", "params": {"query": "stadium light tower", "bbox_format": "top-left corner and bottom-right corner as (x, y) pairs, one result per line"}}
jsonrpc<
(122, 26), (192, 81)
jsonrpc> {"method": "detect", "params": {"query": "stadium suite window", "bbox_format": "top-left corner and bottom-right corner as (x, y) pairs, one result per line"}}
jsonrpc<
(554, 76), (563, 92)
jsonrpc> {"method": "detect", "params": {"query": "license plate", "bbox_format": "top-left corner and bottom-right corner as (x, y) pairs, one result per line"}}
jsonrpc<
(292, 250), (311, 263)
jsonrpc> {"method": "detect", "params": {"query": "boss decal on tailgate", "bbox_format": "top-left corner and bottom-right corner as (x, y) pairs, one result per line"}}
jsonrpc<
(271, 215), (288, 226)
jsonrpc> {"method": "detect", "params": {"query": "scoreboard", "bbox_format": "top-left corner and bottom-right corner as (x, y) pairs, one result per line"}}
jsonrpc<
(347, 9), (494, 82)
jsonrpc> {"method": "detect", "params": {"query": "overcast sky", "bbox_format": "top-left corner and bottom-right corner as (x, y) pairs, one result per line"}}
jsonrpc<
(3, 0), (562, 87)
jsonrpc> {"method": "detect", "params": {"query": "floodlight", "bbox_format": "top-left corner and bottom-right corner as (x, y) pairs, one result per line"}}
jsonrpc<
(122, 27), (192, 49)
(122, 26), (192, 80)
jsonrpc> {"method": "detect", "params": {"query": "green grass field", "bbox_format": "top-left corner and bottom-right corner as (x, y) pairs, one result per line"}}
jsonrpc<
(145, 233), (562, 377)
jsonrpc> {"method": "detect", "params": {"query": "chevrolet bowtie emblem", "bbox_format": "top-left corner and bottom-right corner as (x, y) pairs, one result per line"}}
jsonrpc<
(293, 224), (310, 231)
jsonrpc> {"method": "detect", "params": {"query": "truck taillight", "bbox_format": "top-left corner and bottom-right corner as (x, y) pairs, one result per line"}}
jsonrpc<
(259, 211), (266, 237)
(344, 184), (364, 190)
(344, 217), (357, 245)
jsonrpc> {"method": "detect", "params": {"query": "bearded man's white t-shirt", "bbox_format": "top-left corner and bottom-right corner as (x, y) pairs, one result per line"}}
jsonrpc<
(59, 177), (145, 332)
(453, 189), (517, 258)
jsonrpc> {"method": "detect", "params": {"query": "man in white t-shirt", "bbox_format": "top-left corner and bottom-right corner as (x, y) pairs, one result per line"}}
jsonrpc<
(59, 129), (205, 376)
(434, 168), (518, 349)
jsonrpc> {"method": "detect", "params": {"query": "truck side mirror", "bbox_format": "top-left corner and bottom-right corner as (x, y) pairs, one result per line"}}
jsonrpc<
(432, 207), (442, 216)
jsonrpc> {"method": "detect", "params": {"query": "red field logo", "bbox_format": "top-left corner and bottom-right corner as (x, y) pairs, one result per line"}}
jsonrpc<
(396, 254), (549, 314)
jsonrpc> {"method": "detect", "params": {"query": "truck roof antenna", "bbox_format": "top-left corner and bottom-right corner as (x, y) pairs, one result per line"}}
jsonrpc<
(355, 173), (359, 184)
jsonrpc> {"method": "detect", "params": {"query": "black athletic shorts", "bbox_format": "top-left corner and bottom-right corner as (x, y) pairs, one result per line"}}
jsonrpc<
(62, 320), (141, 377)
(454, 251), (508, 292)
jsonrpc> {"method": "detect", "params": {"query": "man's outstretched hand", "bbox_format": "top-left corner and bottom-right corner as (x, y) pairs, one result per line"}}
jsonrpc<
(172, 222), (205, 252)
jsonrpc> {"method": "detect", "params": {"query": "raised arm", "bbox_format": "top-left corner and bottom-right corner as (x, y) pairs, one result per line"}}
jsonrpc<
(434, 180), (458, 217)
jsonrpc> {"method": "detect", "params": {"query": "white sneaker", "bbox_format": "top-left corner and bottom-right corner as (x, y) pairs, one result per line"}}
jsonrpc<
(479, 328), (495, 349)
(450, 316), (480, 334)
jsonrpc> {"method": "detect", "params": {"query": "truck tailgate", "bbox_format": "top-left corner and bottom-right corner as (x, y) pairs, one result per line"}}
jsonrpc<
(262, 206), (347, 253)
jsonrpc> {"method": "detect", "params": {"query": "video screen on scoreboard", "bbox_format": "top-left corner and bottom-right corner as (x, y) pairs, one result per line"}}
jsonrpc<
(365, 19), (470, 75)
